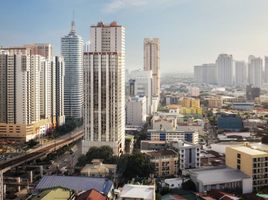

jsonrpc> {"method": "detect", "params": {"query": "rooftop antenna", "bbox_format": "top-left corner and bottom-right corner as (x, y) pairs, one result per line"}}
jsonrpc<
(71, 9), (76, 33)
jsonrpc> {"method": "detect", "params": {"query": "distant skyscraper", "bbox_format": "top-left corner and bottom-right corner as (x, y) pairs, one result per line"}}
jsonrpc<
(248, 55), (262, 88)
(216, 54), (233, 86)
(144, 38), (160, 97)
(83, 21), (125, 155)
(128, 69), (153, 115)
(235, 61), (247, 86)
(194, 64), (217, 84)
(61, 20), (83, 119)
(264, 56), (268, 84)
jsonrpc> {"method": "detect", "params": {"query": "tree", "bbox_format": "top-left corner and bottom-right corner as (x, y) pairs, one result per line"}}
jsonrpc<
(26, 139), (39, 148)
(117, 152), (155, 181)
(262, 135), (268, 144)
(182, 180), (196, 191)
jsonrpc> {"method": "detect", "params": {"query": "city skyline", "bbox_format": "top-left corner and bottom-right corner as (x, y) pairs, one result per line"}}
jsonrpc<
(2, 0), (268, 73)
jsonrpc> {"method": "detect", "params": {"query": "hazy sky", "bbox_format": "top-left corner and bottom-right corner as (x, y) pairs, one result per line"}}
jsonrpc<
(1, 0), (268, 73)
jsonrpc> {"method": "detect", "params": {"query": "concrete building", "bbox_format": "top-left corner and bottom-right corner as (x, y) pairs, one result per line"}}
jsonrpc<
(226, 145), (268, 191)
(189, 86), (200, 97)
(216, 54), (233, 86)
(235, 61), (247, 86)
(246, 85), (260, 101)
(208, 97), (223, 108)
(80, 159), (116, 177)
(128, 69), (153, 115)
(194, 64), (217, 85)
(126, 96), (146, 126)
(147, 129), (198, 144)
(83, 21), (125, 155)
(248, 55), (262, 88)
(0, 49), (65, 141)
(61, 20), (83, 119)
(188, 167), (252, 194)
(144, 38), (160, 97)
(146, 149), (178, 177)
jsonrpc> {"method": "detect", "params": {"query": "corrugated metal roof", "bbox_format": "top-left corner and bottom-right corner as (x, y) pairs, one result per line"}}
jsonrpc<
(35, 176), (113, 195)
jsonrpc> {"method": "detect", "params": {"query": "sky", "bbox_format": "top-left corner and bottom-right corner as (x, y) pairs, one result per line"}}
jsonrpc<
(1, 0), (268, 73)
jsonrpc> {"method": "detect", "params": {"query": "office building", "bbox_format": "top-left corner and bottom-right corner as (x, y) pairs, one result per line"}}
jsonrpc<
(128, 69), (153, 115)
(248, 55), (262, 88)
(61, 20), (83, 119)
(235, 61), (247, 86)
(246, 85), (260, 101)
(226, 145), (268, 191)
(126, 96), (147, 126)
(216, 54), (233, 86)
(194, 64), (217, 84)
(144, 38), (160, 97)
(83, 21), (125, 155)
(147, 129), (198, 144)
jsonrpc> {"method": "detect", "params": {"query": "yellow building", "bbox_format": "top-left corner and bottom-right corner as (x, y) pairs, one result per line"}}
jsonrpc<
(180, 98), (202, 116)
(146, 149), (178, 177)
(226, 145), (268, 191)
(208, 97), (223, 108)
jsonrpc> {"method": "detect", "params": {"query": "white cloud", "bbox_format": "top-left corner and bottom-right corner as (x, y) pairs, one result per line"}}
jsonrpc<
(103, 0), (179, 13)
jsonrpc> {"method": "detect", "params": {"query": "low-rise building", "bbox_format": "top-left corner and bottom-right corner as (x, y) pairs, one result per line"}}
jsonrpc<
(30, 187), (75, 200)
(118, 184), (155, 200)
(226, 145), (268, 191)
(147, 129), (199, 144)
(188, 167), (252, 194)
(231, 102), (254, 111)
(208, 97), (223, 108)
(146, 149), (178, 177)
(80, 159), (116, 177)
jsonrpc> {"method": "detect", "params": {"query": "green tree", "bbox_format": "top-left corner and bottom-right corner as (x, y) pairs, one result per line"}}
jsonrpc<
(117, 152), (155, 181)
(182, 180), (196, 191)
(262, 135), (268, 144)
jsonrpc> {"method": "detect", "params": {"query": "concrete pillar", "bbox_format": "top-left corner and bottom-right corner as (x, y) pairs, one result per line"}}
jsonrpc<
(3, 185), (6, 199)
(16, 177), (21, 192)
(40, 166), (43, 177)
(29, 171), (33, 183)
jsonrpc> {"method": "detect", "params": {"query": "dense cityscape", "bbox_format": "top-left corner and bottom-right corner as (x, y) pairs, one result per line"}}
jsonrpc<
(2, 1), (268, 200)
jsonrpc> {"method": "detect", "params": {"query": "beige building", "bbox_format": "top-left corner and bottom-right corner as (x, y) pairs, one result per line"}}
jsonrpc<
(144, 38), (160, 97)
(146, 149), (178, 177)
(208, 97), (223, 108)
(226, 145), (268, 191)
(0, 48), (65, 141)
(80, 159), (116, 177)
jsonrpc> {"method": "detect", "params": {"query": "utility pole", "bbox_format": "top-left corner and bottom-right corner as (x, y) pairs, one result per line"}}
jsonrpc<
(0, 170), (3, 200)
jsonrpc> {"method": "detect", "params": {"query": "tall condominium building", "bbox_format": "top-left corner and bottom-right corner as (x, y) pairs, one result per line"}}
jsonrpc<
(83, 21), (125, 155)
(248, 55), (262, 88)
(226, 145), (268, 191)
(126, 96), (147, 126)
(128, 69), (152, 115)
(216, 54), (233, 86)
(194, 63), (217, 84)
(264, 56), (268, 84)
(61, 20), (83, 119)
(144, 38), (160, 97)
(0, 49), (65, 141)
(235, 61), (247, 86)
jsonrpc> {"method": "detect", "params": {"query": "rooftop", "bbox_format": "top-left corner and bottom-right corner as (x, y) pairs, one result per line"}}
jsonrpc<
(31, 187), (74, 200)
(76, 189), (107, 200)
(35, 176), (113, 194)
(119, 184), (155, 200)
(189, 167), (250, 185)
(228, 146), (268, 156)
(145, 149), (177, 158)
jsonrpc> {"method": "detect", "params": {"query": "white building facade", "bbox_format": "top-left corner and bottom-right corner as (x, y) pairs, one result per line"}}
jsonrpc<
(248, 55), (262, 88)
(216, 54), (233, 86)
(83, 22), (125, 155)
(194, 64), (217, 85)
(235, 61), (247, 86)
(126, 96), (146, 127)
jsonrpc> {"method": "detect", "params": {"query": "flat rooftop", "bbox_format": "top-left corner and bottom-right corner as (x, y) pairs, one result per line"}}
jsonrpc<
(189, 167), (250, 185)
(228, 146), (268, 156)
(120, 184), (155, 200)
(145, 149), (177, 158)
